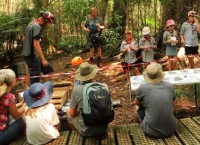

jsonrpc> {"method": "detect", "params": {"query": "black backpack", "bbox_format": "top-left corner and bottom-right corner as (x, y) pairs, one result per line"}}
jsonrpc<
(81, 82), (114, 126)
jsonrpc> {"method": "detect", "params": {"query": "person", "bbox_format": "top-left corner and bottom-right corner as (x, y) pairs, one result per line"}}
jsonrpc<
(66, 62), (109, 136)
(24, 81), (60, 144)
(139, 27), (157, 69)
(134, 63), (177, 139)
(180, 10), (200, 68)
(120, 30), (140, 85)
(21, 11), (54, 84)
(84, 7), (104, 67)
(163, 19), (179, 71)
(0, 69), (26, 145)
(71, 56), (83, 87)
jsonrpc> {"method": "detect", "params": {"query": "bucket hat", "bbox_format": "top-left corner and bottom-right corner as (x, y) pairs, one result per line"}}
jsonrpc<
(142, 27), (150, 35)
(166, 19), (176, 28)
(143, 63), (164, 84)
(75, 62), (98, 81)
(24, 81), (53, 108)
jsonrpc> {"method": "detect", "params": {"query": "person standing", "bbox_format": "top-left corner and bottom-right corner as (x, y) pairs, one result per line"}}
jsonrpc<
(21, 11), (54, 84)
(139, 27), (157, 69)
(163, 19), (179, 71)
(120, 30), (140, 85)
(84, 7), (104, 67)
(180, 10), (200, 68)
(134, 63), (177, 139)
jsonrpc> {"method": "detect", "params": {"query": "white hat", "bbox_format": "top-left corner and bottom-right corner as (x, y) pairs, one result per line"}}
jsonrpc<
(142, 27), (150, 35)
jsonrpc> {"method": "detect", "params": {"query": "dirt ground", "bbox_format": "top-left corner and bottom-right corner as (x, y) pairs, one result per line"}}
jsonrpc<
(9, 51), (200, 126)
(47, 52), (200, 126)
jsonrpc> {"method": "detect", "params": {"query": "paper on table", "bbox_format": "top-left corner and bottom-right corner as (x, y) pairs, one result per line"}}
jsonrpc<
(170, 37), (176, 46)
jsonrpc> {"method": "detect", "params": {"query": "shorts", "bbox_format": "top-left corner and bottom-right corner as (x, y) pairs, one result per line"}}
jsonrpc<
(121, 61), (138, 74)
(0, 117), (24, 145)
(137, 106), (145, 123)
(185, 46), (198, 55)
(89, 34), (102, 48)
(24, 56), (54, 84)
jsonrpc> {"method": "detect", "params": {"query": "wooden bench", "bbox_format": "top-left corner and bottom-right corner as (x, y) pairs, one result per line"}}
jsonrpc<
(9, 116), (200, 145)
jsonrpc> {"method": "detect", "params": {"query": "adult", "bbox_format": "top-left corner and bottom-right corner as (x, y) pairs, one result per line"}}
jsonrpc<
(163, 19), (179, 71)
(0, 69), (26, 145)
(21, 11), (54, 84)
(84, 7), (104, 67)
(134, 63), (177, 138)
(66, 62), (109, 136)
(180, 10), (200, 68)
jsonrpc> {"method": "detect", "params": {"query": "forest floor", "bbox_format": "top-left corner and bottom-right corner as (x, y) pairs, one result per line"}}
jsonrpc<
(10, 51), (200, 126)
(48, 51), (200, 126)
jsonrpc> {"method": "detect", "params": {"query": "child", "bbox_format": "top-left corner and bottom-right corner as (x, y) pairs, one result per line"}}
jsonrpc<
(120, 30), (140, 85)
(163, 19), (179, 71)
(0, 69), (26, 145)
(71, 56), (83, 87)
(24, 81), (60, 145)
(139, 27), (157, 67)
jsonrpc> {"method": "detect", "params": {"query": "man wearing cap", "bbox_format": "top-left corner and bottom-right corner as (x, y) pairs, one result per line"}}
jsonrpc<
(134, 63), (177, 139)
(66, 62), (109, 136)
(21, 11), (54, 84)
(180, 10), (200, 68)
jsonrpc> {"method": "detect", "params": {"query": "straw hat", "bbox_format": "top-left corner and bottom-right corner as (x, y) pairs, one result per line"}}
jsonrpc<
(24, 81), (53, 108)
(142, 27), (150, 35)
(75, 62), (98, 81)
(143, 63), (164, 84)
(166, 19), (176, 28)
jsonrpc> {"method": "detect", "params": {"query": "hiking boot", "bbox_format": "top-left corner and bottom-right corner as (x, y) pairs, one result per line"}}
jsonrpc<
(89, 60), (94, 65)
(97, 60), (103, 67)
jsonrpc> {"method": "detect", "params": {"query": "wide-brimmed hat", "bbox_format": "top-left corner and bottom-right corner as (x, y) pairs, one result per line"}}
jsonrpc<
(24, 81), (53, 108)
(166, 19), (176, 28)
(142, 27), (150, 35)
(75, 62), (98, 81)
(143, 63), (164, 84)
(188, 10), (198, 17)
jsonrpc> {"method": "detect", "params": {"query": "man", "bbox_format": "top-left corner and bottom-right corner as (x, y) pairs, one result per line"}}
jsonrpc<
(180, 10), (200, 68)
(66, 62), (109, 136)
(134, 63), (177, 139)
(21, 11), (54, 84)
(84, 7), (104, 67)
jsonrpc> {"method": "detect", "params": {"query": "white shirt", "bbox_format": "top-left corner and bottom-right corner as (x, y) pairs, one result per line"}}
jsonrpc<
(25, 103), (60, 145)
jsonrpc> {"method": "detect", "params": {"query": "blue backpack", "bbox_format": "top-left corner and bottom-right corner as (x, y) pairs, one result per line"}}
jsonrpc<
(82, 82), (114, 126)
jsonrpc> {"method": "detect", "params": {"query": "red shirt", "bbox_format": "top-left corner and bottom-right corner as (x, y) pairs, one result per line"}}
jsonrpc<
(0, 93), (15, 131)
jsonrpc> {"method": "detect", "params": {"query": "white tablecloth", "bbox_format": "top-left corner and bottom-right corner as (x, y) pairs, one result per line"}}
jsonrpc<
(131, 69), (200, 91)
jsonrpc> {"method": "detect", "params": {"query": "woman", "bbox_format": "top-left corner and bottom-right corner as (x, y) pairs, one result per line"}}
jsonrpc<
(0, 69), (26, 145)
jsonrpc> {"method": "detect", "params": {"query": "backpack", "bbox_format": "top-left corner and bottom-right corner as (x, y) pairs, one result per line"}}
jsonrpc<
(81, 82), (114, 126)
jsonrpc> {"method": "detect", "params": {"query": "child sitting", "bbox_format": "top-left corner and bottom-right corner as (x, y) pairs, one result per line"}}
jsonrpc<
(120, 30), (140, 85)
(24, 81), (60, 145)
(0, 69), (26, 145)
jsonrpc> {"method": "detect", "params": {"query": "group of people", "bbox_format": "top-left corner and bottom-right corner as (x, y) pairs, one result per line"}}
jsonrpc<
(0, 7), (200, 144)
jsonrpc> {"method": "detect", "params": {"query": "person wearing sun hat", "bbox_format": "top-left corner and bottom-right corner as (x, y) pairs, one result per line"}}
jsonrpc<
(163, 19), (179, 71)
(139, 27), (157, 69)
(66, 62), (109, 136)
(133, 63), (177, 139)
(180, 10), (200, 68)
(24, 81), (60, 145)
